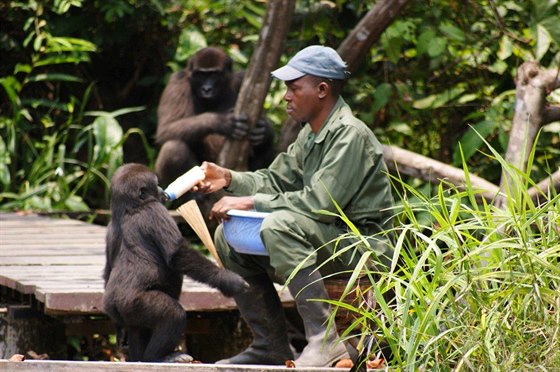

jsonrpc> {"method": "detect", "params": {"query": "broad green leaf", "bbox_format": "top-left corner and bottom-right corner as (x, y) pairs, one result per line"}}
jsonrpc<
(439, 23), (465, 42)
(427, 37), (447, 57)
(0, 136), (11, 187)
(93, 116), (123, 150)
(27, 73), (83, 83)
(14, 63), (32, 74)
(536, 24), (552, 61)
(497, 35), (513, 60)
(174, 28), (207, 64)
(0, 77), (21, 105)
(34, 54), (91, 66)
(432, 85), (465, 108)
(388, 121), (413, 136)
(53, 0), (83, 14)
(540, 16), (560, 47)
(417, 29), (436, 56)
(489, 60), (509, 74)
(457, 93), (479, 104)
(413, 85), (465, 109)
(383, 36), (402, 63)
(373, 83), (392, 113)
(453, 121), (497, 164)
(413, 94), (437, 109)
(532, 0), (557, 21)
(47, 37), (96, 52)
(63, 195), (89, 211)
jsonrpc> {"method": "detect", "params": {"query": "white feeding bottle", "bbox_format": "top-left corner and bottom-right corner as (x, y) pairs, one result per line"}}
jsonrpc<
(164, 166), (206, 201)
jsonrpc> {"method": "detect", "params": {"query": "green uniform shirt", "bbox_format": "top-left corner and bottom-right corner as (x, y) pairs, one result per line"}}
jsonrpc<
(227, 97), (393, 231)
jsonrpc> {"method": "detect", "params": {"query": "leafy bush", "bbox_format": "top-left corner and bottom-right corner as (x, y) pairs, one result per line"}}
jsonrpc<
(320, 146), (559, 370)
(0, 1), (152, 212)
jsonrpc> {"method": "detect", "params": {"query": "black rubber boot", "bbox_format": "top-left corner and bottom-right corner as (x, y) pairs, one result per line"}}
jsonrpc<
(216, 273), (294, 365)
(287, 266), (350, 367)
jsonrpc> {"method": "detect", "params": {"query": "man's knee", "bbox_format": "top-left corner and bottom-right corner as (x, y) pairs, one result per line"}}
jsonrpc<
(260, 210), (301, 241)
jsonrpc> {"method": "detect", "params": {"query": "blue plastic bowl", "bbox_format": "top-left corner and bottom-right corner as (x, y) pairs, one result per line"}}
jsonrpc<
(223, 210), (270, 256)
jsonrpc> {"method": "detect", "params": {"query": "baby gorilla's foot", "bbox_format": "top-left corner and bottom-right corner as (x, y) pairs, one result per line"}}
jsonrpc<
(162, 351), (194, 363)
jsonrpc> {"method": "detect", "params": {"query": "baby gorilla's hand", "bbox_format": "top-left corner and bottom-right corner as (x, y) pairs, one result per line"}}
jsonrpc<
(217, 269), (250, 297)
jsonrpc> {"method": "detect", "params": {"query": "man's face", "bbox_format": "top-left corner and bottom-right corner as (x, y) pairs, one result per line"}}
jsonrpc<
(282, 75), (321, 123)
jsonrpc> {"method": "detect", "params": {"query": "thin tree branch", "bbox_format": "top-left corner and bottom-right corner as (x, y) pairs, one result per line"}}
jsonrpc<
(382, 145), (499, 202)
(528, 169), (560, 204)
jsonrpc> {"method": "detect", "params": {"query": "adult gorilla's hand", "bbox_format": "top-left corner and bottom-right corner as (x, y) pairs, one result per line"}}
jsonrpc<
(249, 119), (271, 146)
(230, 112), (250, 140)
(230, 113), (270, 146)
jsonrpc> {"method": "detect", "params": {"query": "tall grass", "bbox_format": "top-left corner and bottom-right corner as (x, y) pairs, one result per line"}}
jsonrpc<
(325, 152), (559, 370)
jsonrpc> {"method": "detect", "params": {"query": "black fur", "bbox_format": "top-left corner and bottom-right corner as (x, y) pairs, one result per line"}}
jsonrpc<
(102, 163), (248, 362)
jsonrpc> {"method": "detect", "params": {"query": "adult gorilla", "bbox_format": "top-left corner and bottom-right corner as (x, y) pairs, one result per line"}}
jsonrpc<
(155, 47), (275, 187)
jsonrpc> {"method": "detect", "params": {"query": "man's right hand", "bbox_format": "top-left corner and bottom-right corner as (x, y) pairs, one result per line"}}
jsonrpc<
(194, 161), (232, 194)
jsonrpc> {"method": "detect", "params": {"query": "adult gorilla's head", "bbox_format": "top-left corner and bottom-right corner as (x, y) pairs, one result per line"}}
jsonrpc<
(187, 47), (234, 105)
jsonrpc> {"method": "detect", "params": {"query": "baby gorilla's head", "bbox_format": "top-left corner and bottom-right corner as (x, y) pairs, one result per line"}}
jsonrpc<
(110, 163), (166, 212)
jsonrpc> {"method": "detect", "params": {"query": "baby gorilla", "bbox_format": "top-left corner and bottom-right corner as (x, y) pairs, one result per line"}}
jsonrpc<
(102, 163), (248, 362)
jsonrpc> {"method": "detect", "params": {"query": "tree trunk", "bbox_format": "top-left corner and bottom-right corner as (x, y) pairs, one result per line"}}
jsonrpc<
(496, 62), (560, 207)
(277, 0), (412, 153)
(217, 0), (296, 170)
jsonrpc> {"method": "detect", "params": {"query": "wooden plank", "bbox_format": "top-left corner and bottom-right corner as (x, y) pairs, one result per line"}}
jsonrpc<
(0, 360), (348, 372)
(0, 224), (105, 231)
(1, 235), (106, 241)
(1, 256), (105, 265)
(1, 247), (105, 256)
(0, 212), (294, 315)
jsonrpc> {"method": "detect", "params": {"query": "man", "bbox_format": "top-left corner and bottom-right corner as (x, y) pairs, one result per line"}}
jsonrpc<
(196, 45), (394, 367)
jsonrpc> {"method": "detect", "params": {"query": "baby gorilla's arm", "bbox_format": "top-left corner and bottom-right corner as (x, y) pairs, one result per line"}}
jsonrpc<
(170, 239), (249, 297)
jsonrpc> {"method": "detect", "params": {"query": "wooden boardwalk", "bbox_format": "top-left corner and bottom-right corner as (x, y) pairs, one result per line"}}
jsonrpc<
(0, 360), (350, 372)
(0, 213), (361, 370)
(0, 212), (293, 316)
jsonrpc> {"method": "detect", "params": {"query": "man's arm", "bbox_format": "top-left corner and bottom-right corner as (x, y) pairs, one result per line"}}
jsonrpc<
(196, 161), (232, 193)
(195, 162), (254, 221)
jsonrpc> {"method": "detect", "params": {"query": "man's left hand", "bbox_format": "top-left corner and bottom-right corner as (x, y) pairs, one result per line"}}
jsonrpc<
(210, 196), (255, 221)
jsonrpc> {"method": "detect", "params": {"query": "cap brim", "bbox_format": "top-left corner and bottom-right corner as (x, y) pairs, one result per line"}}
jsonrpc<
(271, 65), (306, 81)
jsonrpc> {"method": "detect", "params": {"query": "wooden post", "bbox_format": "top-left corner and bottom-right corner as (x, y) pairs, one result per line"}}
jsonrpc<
(217, 0), (296, 170)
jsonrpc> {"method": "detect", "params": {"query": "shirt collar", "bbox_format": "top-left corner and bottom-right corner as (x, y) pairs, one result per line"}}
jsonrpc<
(313, 96), (346, 144)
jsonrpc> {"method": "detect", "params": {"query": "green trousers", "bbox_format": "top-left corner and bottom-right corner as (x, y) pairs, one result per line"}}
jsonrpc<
(214, 210), (391, 283)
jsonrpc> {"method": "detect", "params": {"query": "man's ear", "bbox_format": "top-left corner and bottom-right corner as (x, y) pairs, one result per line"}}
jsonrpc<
(317, 82), (329, 99)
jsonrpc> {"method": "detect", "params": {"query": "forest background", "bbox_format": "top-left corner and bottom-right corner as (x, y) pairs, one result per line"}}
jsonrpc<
(1, 0), (559, 370)
(0, 0), (558, 211)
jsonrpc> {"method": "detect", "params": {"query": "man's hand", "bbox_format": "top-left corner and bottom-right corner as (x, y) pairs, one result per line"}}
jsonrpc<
(209, 196), (255, 221)
(194, 161), (231, 194)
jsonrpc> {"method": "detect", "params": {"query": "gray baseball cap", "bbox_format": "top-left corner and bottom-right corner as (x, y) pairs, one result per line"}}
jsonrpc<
(271, 45), (349, 81)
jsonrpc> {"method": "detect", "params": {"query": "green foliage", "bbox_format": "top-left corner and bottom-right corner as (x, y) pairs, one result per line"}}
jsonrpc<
(0, 0), (558, 212)
(324, 144), (560, 370)
(0, 1), (152, 211)
(354, 0), (559, 185)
